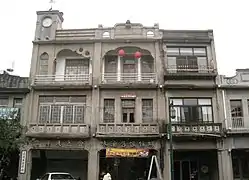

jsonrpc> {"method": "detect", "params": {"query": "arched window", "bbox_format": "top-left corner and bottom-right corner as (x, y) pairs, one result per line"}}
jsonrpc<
(39, 52), (49, 75)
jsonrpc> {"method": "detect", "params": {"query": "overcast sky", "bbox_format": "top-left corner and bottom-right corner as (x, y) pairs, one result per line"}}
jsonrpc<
(0, 0), (248, 77)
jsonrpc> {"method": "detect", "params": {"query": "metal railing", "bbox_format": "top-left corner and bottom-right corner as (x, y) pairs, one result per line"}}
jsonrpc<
(33, 74), (90, 85)
(97, 123), (160, 135)
(102, 73), (157, 83)
(166, 65), (214, 73)
(227, 117), (248, 131)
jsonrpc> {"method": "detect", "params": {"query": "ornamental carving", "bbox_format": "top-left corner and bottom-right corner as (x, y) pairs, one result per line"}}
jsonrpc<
(0, 72), (29, 89)
(101, 140), (155, 149)
(30, 139), (90, 150)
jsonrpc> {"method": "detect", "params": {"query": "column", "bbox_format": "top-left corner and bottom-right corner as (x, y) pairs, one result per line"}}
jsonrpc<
(218, 149), (233, 180)
(18, 147), (32, 180)
(117, 56), (121, 81)
(163, 142), (171, 180)
(88, 149), (99, 180)
(137, 57), (141, 81)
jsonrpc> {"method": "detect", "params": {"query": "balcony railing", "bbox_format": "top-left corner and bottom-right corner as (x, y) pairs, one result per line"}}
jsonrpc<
(26, 123), (90, 138)
(168, 122), (222, 136)
(96, 123), (160, 137)
(102, 73), (157, 84)
(0, 107), (20, 120)
(33, 74), (91, 86)
(166, 65), (215, 74)
(227, 117), (249, 132)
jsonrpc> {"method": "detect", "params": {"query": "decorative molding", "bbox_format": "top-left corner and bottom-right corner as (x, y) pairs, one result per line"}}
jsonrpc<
(30, 139), (90, 150)
(0, 72), (29, 89)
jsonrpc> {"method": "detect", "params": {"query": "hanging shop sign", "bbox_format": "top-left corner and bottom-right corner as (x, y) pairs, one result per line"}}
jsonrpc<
(19, 150), (27, 174)
(106, 148), (149, 158)
(120, 94), (136, 98)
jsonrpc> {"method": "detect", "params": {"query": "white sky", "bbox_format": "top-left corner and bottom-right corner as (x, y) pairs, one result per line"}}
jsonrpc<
(0, 0), (248, 77)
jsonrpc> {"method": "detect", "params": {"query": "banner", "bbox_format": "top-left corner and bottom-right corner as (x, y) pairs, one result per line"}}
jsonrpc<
(106, 148), (149, 158)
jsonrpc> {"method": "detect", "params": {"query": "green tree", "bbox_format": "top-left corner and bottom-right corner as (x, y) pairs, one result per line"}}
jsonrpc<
(0, 108), (25, 180)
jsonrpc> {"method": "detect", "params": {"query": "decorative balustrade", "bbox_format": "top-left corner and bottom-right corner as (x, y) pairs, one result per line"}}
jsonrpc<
(26, 123), (90, 138)
(166, 65), (215, 74)
(227, 117), (249, 132)
(33, 74), (91, 86)
(56, 29), (96, 40)
(96, 123), (160, 137)
(102, 73), (157, 84)
(168, 122), (222, 136)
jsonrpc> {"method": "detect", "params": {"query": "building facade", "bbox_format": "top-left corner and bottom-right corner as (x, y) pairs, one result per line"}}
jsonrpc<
(18, 9), (232, 180)
(218, 69), (249, 180)
(0, 70), (29, 179)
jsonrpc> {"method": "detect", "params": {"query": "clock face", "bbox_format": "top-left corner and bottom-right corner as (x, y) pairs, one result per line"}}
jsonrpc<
(42, 17), (53, 27)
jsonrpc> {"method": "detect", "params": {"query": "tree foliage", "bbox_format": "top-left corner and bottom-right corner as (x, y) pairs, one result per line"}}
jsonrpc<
(0, 108), (25, 179)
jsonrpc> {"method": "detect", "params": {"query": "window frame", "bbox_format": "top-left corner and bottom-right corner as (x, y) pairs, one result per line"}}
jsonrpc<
(169, 97), (214, 123)
(142, 99), (153, 123)
(38, 96), (86, 124)
(103, 99), (115, 123)
(121, 99), (136, 123)
(230, 99), (243, 117)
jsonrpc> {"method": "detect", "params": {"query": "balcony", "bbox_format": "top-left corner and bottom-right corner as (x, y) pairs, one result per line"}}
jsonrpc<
(26, 123), (90, 139)
(165, 65), (217, 79)
(32, 74), (91, 89)
(226, 117), (249, 133)
(101, 73), (157, 88)
(96, 123), (160, 138)
(168, 122), (222, 137)
(0, 107), (20, 120)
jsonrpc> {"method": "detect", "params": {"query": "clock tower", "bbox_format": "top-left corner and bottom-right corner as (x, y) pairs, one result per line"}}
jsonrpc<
(34, 10), (64, 41)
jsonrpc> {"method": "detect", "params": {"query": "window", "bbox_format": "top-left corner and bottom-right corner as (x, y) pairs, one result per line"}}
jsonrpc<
(105, 56), (117, 73)
(103, 99), (115, 123)
(41, 174), (49, 180)
(170, 98), (213, 123)
(0, 98), (8, 107)
(230, 100), (243, 117)
(14, 98), (22, 109)
(38, 96), (86, 124)
(122, 56), (137, 73)
(51, 174), (74, 179)
(142, 99), (153, 123)
(121, 99), (135, 123)
(167, 47), (207, 72)
(65, 59), (89, 80)
(39, 52), (49, 75)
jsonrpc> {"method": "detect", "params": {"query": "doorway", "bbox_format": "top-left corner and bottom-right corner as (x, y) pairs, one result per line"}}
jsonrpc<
(174, 160), (199, 180)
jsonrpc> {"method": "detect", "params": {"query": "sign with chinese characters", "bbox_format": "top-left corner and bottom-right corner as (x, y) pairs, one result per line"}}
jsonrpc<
(20, 150), (27, 174)
(106, 148), (149, 158)
(121, 94), (136, 98)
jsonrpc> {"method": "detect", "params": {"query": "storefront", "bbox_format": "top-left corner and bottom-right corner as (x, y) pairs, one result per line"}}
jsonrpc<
(99, 140), (161, 180)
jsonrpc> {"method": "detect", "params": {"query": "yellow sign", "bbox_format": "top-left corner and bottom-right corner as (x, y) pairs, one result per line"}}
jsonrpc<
(106, 148), (149, 158)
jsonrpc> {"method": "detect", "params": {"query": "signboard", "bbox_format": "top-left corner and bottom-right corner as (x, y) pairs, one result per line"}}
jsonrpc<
(20, 150), (27, 174)
(106, 148), (149, 158)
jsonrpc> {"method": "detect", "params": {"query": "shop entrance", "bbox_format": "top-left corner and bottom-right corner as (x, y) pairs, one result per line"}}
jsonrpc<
(99, 149), (158, 180)
(174, 160), (199, 180)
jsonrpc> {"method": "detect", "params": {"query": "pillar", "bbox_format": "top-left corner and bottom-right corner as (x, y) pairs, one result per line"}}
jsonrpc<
(218, 149), (233, 180)
(163, 142), (171, 180)
(88, 149), (99, 180)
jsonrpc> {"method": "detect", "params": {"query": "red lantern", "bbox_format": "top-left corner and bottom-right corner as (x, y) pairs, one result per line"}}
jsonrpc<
(134, 51), (142, 59)
(118, 49), (125, 57)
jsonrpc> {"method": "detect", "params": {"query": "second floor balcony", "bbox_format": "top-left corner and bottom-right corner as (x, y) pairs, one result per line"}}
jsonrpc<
(26, 96), (90, 138)
(167, 98), (222, 137)
(227, 117), (249, 133)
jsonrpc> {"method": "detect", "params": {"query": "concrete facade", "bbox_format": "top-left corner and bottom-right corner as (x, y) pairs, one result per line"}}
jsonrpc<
(16, 9), (244, 180)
